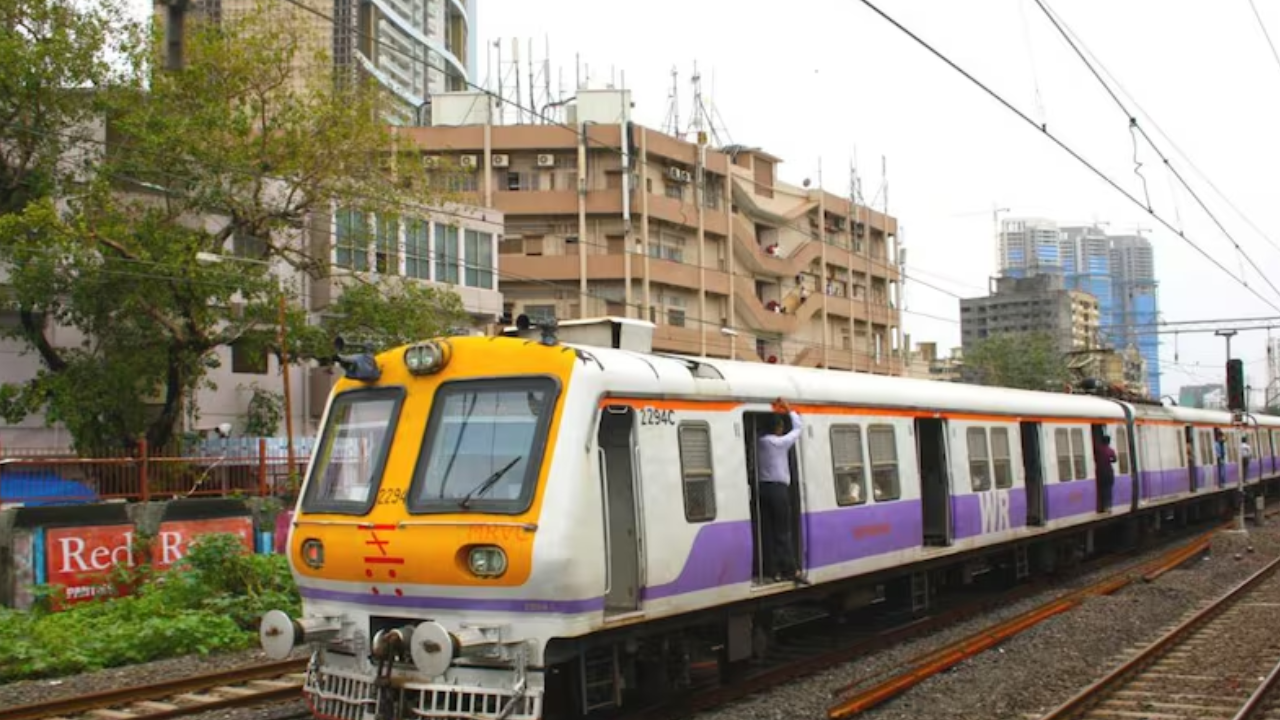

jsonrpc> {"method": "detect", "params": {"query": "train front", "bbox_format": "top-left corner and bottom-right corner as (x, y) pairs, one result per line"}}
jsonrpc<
(259, 335), (583, 720)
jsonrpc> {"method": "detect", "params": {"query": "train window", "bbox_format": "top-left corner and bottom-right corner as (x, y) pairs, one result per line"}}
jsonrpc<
(830, 425), (868, 506)
(1201, 431), (1213, 465)
(302, 387), (405, 515)
(991, 428), (1013, 488)
(867, 424), (900, 501)
(1115, 427), (1130, 475)
(1227, 431), (1239, 462)
(408, 377), (559, 515)
(1069, 428), (1087, 480)
(966, 428), (991, 492)
(1054, 428), (1072, 482)
(678, 422), (717, 522)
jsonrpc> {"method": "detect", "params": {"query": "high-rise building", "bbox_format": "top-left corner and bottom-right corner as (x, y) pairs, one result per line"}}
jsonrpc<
(1060, 225), (1115, 346)
(167, 0), (476, 123)
(1109, 234), (1159, 397)
(336, 0), (476, 123)
(999, 218), (1061, 278)
(997, 219), (1160, 397)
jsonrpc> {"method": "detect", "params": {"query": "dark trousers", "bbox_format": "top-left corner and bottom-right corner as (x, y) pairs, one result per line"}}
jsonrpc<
(759, 481), (797, 578)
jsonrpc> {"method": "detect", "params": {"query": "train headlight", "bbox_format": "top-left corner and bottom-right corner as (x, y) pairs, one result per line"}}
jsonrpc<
(301, 538), (325, 569)
(467, 546), (508, 578)
(404, 341), (450, 375)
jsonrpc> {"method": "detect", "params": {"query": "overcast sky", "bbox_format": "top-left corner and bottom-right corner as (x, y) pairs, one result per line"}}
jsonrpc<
(473, 0), (1280, 400)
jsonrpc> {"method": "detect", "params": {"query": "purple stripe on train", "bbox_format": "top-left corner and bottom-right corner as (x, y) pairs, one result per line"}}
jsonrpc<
(1046, 479), (1096, 520)
(803, 500), (923, 568)
(641, 521), (753, 601)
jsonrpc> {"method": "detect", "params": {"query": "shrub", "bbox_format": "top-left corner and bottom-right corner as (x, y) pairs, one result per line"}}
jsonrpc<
(0, 533), (300, 682)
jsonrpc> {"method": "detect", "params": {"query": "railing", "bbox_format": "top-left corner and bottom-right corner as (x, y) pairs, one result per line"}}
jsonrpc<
(0, 438), (311, 506)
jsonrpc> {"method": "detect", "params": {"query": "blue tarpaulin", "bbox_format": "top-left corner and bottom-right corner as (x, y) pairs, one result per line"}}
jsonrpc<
(0, 467), (98, 506)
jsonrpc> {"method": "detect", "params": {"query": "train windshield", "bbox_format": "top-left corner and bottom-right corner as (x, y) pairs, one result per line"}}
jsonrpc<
(409, 377), (559, 514)
(301, 388), (404, 514)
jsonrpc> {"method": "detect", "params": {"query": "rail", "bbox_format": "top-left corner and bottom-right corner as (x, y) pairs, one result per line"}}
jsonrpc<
(0, 659), (308, 720)
(1034, 553), (1280, 720)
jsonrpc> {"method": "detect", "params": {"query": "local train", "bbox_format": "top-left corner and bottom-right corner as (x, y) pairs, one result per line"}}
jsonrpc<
(259, 317), (1279, 720)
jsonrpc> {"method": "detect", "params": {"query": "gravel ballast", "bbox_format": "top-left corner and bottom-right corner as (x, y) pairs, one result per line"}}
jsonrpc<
(3, 519), (1278, 720)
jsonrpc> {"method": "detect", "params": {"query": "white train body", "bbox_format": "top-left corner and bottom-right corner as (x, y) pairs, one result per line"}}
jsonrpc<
(263, 321), (1273, 720)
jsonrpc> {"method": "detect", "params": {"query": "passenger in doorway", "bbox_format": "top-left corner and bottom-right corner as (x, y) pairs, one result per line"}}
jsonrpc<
(1241, 437), (1253, 482)
(758, 398), (810, 586)
(1214, 429), (1227, 487)
(1095, 434), (1117, 512)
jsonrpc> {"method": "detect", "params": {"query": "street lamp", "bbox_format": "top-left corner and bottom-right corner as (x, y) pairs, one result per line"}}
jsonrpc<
(195, 251), (297, 481)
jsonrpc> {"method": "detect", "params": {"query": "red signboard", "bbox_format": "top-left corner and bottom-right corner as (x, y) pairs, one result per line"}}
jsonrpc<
(43, 516), (256, 604)
(152, 516), (254, 570)
(45, 524), (136, 603)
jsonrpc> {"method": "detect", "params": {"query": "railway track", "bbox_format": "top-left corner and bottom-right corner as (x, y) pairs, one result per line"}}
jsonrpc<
(1034, 552), (1280, 720)
(619, 524), (1221, 720)
(0, 659), (308, 720)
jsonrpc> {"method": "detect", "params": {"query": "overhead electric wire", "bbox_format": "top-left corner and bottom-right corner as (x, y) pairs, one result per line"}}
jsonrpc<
(1249, 0), (1280, 81)
(1031, 0), (1280, 307)
(852, 0), (1280, 315)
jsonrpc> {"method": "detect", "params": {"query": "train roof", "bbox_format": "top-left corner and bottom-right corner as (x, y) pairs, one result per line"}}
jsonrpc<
(563, 342), (1126, 420)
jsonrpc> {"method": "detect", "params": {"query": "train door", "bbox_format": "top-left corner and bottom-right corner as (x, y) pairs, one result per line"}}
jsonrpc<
(1091, 424), (1114, 513)
(743, 410), (803, 584)
(597, 407), (642, 614)
(1020, 422), (1046, 526)
(916, 418), (952, 547)
(1184, 426), (1197, 492)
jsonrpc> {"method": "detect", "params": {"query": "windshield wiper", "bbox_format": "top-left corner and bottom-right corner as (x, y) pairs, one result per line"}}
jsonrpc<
(458, 455), (523, 509)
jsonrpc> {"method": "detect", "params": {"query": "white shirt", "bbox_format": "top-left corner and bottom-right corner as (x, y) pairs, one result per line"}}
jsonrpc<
(757, 411), (803, 484)
(1241, 442), (1253, 460)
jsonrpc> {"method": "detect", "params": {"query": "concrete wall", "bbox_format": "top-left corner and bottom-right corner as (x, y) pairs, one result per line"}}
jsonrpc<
(0, 497), (289, 609)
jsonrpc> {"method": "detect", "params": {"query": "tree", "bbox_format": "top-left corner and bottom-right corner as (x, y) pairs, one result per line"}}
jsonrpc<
(962, 332), (1070, 391)
(0, 0), (135, 214)
(0, 2), (467, 452)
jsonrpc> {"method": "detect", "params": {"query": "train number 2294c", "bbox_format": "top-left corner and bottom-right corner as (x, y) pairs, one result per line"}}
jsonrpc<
(640, 407), (676, 426)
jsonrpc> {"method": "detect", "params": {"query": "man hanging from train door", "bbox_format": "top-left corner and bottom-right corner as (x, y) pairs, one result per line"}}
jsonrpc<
(1094, 433), (1117, 513)
(757, 398), (810, 586)
(1215, 429), (1227, 487)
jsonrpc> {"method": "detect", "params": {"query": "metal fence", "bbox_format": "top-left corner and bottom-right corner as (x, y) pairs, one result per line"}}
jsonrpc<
(0, 438), (313, 505)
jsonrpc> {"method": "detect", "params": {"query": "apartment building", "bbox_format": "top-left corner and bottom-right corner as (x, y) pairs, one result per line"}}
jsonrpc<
(960, 274), (1100, 355)
(402, 89), (904, 374)
(905, 341), (962, 383)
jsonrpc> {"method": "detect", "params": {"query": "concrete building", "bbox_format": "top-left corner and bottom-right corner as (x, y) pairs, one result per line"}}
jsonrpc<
(960, 274), (1100, 355)
(1065, 346), (1147, 396)
(905, 341), (962, 383)
(404, 90), (905, 374)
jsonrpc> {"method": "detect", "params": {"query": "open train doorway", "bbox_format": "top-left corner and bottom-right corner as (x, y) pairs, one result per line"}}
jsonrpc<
(1184, 425), (1198, 492)
(1020, 422), (1046, 526)
(597, 406), (641, 615)
(1091, 424), (1115, 513)
(743, 410), (803, 584)
(915, 418), (951, 547)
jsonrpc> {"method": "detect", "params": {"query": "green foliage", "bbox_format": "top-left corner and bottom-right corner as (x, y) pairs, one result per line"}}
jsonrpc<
(294, 278), (471, 360)
(0, 533), (298, 681)
(963, 332), (1070, 391)
(0, 0), (463, 452)
(243, 386), (283, 437)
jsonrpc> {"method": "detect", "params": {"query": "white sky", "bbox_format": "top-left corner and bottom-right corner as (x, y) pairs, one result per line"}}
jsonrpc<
(473, 0), (1280, 401)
